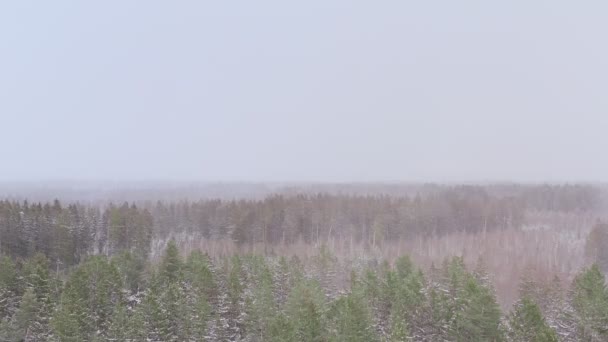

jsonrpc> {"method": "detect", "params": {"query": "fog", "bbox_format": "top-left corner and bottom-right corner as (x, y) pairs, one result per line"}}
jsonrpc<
(1, 1), (607, 182)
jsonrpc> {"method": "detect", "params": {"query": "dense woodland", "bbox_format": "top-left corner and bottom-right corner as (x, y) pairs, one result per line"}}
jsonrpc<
(1, 242), (607, 341)
(0, 184), (600, 268)
(0, 183), (607, 341)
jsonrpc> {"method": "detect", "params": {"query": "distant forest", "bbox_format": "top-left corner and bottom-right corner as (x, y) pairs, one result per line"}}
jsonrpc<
(1, 183), (608, 341)
(1, 237), (608, 341)
(0, 184), (601, 268)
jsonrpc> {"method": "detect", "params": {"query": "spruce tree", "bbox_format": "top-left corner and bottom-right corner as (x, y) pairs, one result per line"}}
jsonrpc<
(267, 313), (294, 342)
(328, 288), (378, 342)
(245, 257), (276, 341)
(106, 303), (129, 341)
(507, 297), (559, 342)
(0, 256), (19, 319)
(453, 275), (504, 341)
(571, 264), (608, 340)
(285, 280), (327, 342)
(52, 268), (90, 341)
(1, 287), (38, 341)
(160, 239), (182, 282)
(388, 317), (409, 342)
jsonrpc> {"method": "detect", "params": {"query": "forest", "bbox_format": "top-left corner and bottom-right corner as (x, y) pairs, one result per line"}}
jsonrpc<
(0, 183), (607, 341)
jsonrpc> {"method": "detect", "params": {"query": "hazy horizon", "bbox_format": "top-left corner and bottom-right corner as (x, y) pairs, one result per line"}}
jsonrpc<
(2, 1), (608, 183)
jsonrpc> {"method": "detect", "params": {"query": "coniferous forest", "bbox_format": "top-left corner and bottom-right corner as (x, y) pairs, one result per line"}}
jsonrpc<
(0, 184), (607, 341)
(5, 0), (608, 340)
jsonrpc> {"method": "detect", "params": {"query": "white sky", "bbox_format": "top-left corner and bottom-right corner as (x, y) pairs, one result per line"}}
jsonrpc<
(1, 1), (607, 182)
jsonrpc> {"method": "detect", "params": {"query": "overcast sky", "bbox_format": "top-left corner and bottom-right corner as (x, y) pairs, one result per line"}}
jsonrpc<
(1, 1), (607, 183)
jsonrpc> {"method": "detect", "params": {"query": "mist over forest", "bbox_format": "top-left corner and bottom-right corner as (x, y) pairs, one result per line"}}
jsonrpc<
(3, 0), (608, 340)
(1, 182), (608, 341)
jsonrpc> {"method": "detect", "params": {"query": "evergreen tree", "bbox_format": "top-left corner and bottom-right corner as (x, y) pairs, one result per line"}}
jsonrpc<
(185, 250), (216, 298)
(328, 288), (378, 342)
(507, 297), (558, 342)
(160, 239), (182, 283)
(384, 256), (428, 340)
(285, 280), (327, 342)
(138, 276), (165, 341)
(52, 268), (90, 341)
(453, 275), (504, 341)
(267, 314), (294, 342)
(245, 257), (276, 341)
(571, 264), (608, 340)
(52, 256), (122, 340)
(0, 256), (19, 321)
(544, 276), (578, 341)
(0, 287), (39, 341)
(106, 304), (130, 342)
(388, 315), (409, 342)
(226, 255), (246, 339)
(111, 251), (146, 294)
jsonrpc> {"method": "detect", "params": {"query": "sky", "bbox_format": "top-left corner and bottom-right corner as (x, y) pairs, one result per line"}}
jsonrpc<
(1, 1), (607, 183)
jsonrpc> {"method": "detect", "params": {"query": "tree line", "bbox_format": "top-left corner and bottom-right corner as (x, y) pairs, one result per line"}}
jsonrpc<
(0, 184), (600, 268)
(1, 243), (607, 341)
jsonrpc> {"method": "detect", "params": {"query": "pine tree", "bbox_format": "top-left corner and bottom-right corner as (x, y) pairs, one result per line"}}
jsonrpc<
(314, 244), (338, 299)
(273, 256), (291, 307)
(544, 276), (578, 341)
(21, 253), (52, 304)
(0, 287), (39, 341)
(245, 257), (276, 341)
(328, 288), (378, 342)
(111, 251), (146, 294)
(0, 256), (19, 320)
(158, 282), (189, 341)
(388, 317), (409, 342)
(185, 250), (216, 299)
(453, 276), (504, 341)
(52, 268), (90, 341)
(267, 314), (294, 342)
(227, 255), (246, 339)
(160, 239), (182, 283)
(507, 297), (558, 342)
(52, 298), (87, 342)
(138, 278), (165, 341)
(571, 264), (608, 340)
(51, 256), (122, 340)
(184, 250), (213, 340)
(106, 303), (129, 341)
(285, 280), (327, 342)
(384, 256), (427, 340)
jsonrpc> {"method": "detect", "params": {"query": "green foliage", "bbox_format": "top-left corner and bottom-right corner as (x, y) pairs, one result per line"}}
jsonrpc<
(107, 203), (153, 259)
(571, 264), (608, 339)
(228, 255), (245, 306)
(267, 314), (294, 342)
(52, 256), (122, 340)
(185, 250), (215, 295)
(389, 317), (409, 342)
(106, 304), (129, 341)
(1, 241), (606, 342)
(0, 256), (19, 318)
(160, 239), (182, 283)
(426, 257), (505, 342)
(285, 280), (327, 342)
(111, 251), (147, 293)
(0, 287), (39, 341)
(246, 257), (277, 341)
(328, 289), (378, 342)
(139, 244), (210, 341)
(453, 275), (504, 341)
(507, 297), (558, 342)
